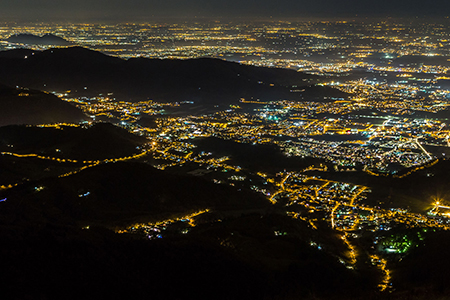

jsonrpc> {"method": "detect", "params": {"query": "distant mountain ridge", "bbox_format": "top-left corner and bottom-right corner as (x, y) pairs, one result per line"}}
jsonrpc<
(0, 47), (348, 104)
(0, 84), (86, 127)
(6, 33), (72, 46)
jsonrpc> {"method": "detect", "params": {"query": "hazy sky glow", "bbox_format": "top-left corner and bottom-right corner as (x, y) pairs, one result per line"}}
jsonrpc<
(0, 0), (449, 21)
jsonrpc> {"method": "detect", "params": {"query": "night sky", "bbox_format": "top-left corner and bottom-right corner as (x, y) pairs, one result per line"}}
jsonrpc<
(0, 0), (449, 21)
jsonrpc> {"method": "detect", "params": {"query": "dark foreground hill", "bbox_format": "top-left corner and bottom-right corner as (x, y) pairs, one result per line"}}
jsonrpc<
(6, 33), (72, 46)
(0, 84), (86, 126)
(0, 122), (147, 160)
(0, 210), (374, 300)
(0, 129), (449, 299)
(0, 158), (377, 300)
(392, 230), (450, 296)
(0, 161), (269, 226)
(0, 47), (348, 103)
(0, 123), (149, 186)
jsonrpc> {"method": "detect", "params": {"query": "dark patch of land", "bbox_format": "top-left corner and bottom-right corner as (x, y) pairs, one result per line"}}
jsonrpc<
(192, 137), (323, 173)
(0, 84), (86, 126)
(0, 122), (147, 160)
(0, 210), (377, 300)
(0, 123), (148, 185)
(0, 47), (350, 105)
(307, 133), (368, 142)
(392, 230), (450, 297)
(0, 158), (377, 300)
(0, 161), (269, 226)
(296, 84), (349, 101)
(392, 55), (450, 68)
(6, 33), (72, 46)
(0, 121), (375, 299)
(308, 159), (450, 213)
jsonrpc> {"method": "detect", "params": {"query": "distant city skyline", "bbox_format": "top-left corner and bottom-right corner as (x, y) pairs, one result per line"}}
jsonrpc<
(0, 0), (449, 22)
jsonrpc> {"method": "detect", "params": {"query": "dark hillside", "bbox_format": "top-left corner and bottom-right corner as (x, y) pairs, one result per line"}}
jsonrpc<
(6, 33), (72, 46)
(0, 47), (349, 104)
(0, 84), (86, 126)
(0, 162), (269, 225)
(0, 122), (147, 160)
